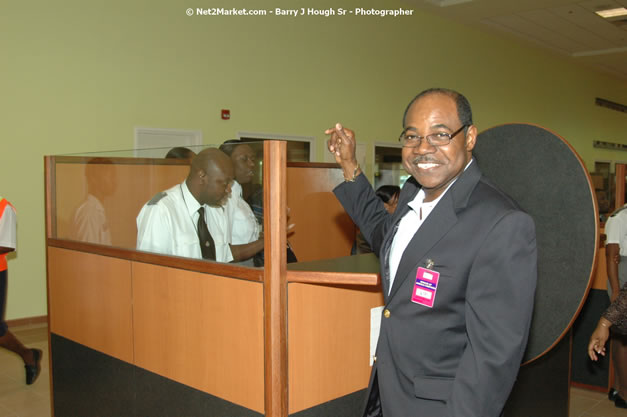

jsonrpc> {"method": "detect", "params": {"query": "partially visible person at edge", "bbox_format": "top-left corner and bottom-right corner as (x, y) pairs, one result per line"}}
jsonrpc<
(217, 139), (262, 266)
(588, 203), (627, 408)
(325, 88), (537, 417)
(353, 185), (400, 255)
(165, 146), (196, 160)
(0, 196), (42, 385)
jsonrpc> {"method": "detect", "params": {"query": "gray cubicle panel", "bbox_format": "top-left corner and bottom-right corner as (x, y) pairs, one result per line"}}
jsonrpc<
(474, 123), (597, 363)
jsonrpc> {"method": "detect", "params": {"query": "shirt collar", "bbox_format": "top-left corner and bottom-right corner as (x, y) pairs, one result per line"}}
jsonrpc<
(231, 180), (243, 198)
(181, 181), (201, 217)
(407, 158), (474, 212)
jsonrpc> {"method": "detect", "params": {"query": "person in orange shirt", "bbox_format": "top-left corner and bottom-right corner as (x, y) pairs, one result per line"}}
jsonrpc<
(0, 196), (42, 385)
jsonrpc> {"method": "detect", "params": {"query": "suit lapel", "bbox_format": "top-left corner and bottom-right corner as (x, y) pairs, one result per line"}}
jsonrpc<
(387, 194), (457, 300)
(380, 183), (419, 298)
(386, 161), (482, 300)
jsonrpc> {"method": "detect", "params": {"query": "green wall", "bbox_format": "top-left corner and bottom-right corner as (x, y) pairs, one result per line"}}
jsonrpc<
(1, 0), (625, 319)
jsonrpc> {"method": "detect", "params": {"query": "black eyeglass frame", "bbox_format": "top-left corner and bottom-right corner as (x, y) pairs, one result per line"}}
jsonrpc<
(398, 124), (468, 148)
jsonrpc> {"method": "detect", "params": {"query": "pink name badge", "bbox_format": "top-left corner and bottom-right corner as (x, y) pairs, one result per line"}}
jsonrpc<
(411, 267), (440, 308)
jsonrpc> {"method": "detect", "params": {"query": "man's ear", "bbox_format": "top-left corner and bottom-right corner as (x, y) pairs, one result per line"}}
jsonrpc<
(465, 125), (477, 152)
(197, 169), (208, 183)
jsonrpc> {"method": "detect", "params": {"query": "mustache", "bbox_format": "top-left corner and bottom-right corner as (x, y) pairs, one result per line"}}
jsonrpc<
(410, 156), (442, 164)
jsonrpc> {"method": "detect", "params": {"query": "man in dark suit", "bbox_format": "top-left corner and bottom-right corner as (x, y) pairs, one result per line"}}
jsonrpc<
(326, 88), (537, 417)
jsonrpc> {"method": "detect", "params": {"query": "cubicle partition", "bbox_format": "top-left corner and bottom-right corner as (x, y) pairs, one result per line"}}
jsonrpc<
(44, 142), (380, 417)
(286, 163), (356, 262)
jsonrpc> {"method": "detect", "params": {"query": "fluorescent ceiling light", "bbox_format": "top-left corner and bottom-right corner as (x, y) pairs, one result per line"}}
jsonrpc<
(595, 7), (627, 18)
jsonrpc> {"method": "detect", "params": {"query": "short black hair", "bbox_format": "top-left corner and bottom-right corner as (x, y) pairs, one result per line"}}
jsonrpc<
(402, 88), (473, 130)
(165, 147), (195, 159)
(219, 139), (244, 156)
(375, 185), (400, 204)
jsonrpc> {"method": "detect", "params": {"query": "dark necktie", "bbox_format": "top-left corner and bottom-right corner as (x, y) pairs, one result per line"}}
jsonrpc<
(197, 207), (216, 260)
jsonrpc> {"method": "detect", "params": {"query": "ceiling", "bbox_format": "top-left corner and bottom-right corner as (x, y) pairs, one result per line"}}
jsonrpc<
(403, 0), (627, 79)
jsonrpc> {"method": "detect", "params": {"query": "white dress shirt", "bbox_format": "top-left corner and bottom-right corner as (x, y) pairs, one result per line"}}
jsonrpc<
(228, 181), (260, 245)
(136, 182), (233, 262)
(606, 204), (627, 256)
(388, 160), (473, 293)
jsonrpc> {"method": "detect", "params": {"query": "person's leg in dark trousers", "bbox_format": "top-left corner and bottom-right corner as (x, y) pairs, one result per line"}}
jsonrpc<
(0, 269), (41, 384)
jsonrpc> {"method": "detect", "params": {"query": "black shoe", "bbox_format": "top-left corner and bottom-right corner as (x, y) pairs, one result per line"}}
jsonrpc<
(25, 348), (42, 385)
(609, 387), (619, 401)
(615, 394), (627, 409)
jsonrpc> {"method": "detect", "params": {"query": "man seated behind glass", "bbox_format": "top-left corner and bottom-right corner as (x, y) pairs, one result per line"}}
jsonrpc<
(136, 148), (262, 262)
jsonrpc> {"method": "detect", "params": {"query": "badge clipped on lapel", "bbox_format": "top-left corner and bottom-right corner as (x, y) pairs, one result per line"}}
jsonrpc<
(411, 260), (440, 308)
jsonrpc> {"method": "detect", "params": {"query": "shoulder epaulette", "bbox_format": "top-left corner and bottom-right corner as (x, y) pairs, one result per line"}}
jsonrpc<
(148, 192), (167, 205)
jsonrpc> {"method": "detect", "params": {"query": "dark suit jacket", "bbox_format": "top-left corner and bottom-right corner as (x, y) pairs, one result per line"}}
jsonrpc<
(334, 160), (537, 417)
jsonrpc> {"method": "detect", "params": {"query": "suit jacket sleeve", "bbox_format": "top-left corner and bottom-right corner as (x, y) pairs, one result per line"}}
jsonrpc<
(333, 173), (393, 256)
(448, 210), (537, 416)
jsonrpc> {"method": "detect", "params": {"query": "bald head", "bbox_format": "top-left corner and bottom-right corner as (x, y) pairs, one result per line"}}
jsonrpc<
(187, 148), (234, 207)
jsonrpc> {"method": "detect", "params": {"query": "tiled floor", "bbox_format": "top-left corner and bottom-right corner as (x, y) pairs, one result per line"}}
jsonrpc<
(0, 323), (626, 416)
(571, 387), (627, 417)
(0, 323), (50, 417)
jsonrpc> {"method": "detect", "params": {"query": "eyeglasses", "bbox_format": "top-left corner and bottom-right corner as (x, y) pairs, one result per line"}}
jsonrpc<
(399, 124), (468, 148)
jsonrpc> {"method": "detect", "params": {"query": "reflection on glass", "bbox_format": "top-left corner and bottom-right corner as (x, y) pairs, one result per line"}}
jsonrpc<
(70, 158), (115, 245)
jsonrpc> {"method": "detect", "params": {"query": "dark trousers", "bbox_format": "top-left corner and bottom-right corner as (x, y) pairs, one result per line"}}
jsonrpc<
(0, 269), (8, 337)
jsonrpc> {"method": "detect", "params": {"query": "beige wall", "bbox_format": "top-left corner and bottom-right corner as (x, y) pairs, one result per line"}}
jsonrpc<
(1, 0), (625, 319)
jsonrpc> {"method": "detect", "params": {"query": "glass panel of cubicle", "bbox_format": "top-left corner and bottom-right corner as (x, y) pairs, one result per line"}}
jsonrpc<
(48, 142), (266, 267)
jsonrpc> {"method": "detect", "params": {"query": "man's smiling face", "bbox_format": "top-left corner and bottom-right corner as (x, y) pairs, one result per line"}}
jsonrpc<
(401, 93), (476, 201)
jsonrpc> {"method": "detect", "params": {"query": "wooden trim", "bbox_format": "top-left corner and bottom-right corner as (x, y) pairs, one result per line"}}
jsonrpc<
(263, 140), (288, 417)
(47, 238), (263, 282)
(45, 156), (56, 239)
(51, 155), (192, 166)
(616, 164), (625, 209)
(43, 159), (56, 415)
(5, 315), (48, 327)
(287, 270), (379, 285)
(45, 246), (55, 417)
(570, 381), (607, 393)
(287, 161), (339, 169)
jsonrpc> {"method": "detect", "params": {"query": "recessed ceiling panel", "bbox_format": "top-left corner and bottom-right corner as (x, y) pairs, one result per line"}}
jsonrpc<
(520, 8), (617, 50)
(553, 4), (627, 45)
(484, 14), (585, 52)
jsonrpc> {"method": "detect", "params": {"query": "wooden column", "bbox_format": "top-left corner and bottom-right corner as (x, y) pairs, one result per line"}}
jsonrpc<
(616, 163), (625, 209)
(263, 141), (288, 417)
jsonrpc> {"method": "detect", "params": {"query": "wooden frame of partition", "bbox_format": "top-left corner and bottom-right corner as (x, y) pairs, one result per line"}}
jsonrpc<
(616, 163), (626, 209)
